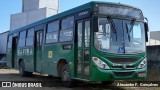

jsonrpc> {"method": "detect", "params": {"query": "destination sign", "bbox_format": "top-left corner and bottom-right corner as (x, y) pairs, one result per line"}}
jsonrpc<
(75, 9), (91, 20)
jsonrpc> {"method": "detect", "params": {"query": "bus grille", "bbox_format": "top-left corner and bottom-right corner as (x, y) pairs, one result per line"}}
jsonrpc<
(112, 66), (135, 69)
(107, 58), (139, 64)
(114, 72), (134, 77)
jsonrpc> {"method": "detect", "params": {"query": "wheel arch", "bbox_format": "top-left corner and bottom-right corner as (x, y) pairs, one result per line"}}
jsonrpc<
(57, 59), (68, 77)
(18, 58), (23, 68)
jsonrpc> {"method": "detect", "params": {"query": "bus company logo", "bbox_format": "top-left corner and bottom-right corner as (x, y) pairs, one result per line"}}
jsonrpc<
(17, 49), (33, 56)
(122, 65), (126, 69)
(2, 82), (11, 87)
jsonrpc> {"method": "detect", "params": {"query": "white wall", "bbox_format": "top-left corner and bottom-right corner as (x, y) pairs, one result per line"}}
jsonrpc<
(150, 31), (160, 41)
(0, 32), (9, 54)
(46, 8), (58, 17)
(23, 0), (59, 12)
(10, 8), (58, 31)
(10, 12), (27, 31)
(39, 0), (59, 10)
(23, 0), (39, 12)
(10, 0), (59, 31)
(146, 39), (160, 46)
(27, 8), (46, 24)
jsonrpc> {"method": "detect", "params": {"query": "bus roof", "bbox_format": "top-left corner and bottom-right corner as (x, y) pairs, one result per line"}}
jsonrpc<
(9, 1), (141, 35)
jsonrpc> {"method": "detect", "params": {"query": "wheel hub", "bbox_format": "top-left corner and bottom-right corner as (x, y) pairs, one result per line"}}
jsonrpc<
(63, 69), (69, 81)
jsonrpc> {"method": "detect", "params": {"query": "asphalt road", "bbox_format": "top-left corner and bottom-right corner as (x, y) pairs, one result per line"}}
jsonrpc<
(0, 69), (158, 90)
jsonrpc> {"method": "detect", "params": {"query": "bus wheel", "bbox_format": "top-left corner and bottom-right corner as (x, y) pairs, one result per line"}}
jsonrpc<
(19, 61), (26, 77)
(101, 81), (114, 85)
(26, 72), (33, 77)
(61, 64), (74, 87)
(0, 64), (5, 69)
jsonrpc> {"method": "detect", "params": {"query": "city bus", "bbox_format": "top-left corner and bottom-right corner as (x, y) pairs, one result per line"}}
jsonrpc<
(6, 1), (149, 87)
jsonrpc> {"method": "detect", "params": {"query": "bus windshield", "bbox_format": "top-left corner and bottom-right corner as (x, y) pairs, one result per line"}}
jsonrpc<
(94, 17), (145, 54)
(124, 20), (145, 54)
(98, 5), (144, 20)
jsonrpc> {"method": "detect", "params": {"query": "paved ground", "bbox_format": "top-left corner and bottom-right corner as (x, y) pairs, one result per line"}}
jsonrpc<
(0, 69), (159, 90)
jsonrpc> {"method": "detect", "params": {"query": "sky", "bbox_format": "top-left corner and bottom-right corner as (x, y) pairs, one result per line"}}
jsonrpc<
(0, 0), (159, 33)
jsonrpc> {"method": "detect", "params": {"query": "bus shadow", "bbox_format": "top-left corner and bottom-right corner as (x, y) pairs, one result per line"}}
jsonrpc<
(32, 75), (126, 90)
(0, 73), (126, 90)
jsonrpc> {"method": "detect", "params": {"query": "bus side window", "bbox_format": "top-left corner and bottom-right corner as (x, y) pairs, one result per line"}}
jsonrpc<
(26, 28), (34, 46)
(18, 30), (26, 48)
(59, 16), (74, 42)
(7, 35), (12, 49)
(45, 20), (59, 44)
(84, 21), (90, 47)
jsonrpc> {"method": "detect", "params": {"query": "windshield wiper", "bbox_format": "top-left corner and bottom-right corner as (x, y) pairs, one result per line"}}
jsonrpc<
(107, 16), (117, 41)
(125, 18), (136, 42)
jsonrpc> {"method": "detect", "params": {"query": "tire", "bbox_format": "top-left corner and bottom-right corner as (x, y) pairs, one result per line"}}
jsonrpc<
(61, 64), (74, 87)
(102, 81), (114, 85)
(26, 72), (33, 77)
(1, 64), (6, 69)
(19, 61), (27, 77)
(0, 64), (5, 69)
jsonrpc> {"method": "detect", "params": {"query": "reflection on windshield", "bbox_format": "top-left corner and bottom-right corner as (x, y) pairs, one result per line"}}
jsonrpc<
(94, 18), (145, 54)
(124, 21), (145, 54)
(98, 5), (144, 20)
(94, 18), (124, 54)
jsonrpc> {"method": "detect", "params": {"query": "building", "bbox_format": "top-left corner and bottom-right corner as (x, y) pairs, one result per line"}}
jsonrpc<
(0, 31), (9, 58)
(10, 0), (59, 31)
(146, 31), (160, 62)
(0, 0), (59, 58)
(147, 31), (160, 46)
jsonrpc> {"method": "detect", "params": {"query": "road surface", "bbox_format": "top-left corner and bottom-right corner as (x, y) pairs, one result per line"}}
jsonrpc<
(0, 69), (158, 90)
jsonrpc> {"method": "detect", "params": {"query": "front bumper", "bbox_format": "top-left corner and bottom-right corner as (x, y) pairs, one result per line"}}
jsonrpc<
(91, 66), (147, 81)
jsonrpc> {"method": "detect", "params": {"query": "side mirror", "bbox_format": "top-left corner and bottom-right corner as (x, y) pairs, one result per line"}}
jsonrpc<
(144, 22), (149, 32)
(144, 22), (149, 42)
(93, 16), (98, 32)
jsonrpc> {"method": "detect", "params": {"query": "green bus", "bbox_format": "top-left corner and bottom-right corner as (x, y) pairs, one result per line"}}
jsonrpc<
(7, 1), (149, 87)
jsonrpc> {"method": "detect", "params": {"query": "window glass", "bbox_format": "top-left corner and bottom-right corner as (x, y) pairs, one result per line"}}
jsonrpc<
(94, 18), (114, 52)
(85, 21), (90, 47)
(45, 20), (59, 44)
(60, 16), (74, 42)
(78, 23), (82, 47)
(26, 37), (34, 46)
(132, 24), (142, 38)
(27, 28), (34, 37)
(7, 42), (12, 49)
(62, 16), (74, 29)
(47, 20), (59, 33)
(36, 33), (40, 46)
(40, 32), (42, 45)
(46, 32), (58, 43)
(124, 21), (145, 54)
(98, 5), (143, 20)
(26, 28), (34, 46)
(18, 39), (25, 47)
(9, 35), (12, 42)
(20, 31), (26, 39)
(59, 29), (73, 42)
(36, 31), (43, 46)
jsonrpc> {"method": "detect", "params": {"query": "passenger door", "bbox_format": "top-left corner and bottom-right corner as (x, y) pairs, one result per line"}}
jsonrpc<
(35, 31), (43, 72)
(76, 19), (90, 79)
(12, 37), (18, 68)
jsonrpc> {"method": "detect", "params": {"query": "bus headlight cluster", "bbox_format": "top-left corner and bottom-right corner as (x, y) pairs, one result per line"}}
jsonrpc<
(92, 57), (110, 69)
(138, 58), (147, 69)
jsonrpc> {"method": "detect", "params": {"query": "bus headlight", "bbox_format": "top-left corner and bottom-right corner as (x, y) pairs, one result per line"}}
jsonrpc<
(138, 58), (147, 69)
(92, 57), (110, 69)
